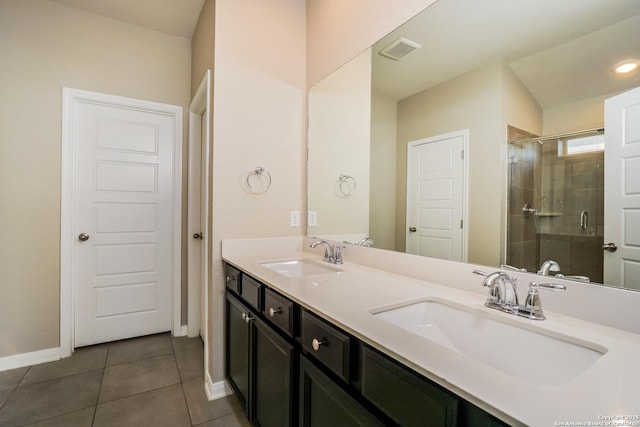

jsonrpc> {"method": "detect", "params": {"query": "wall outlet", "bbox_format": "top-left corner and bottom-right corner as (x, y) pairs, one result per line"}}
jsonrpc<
(290, 210), (300, 227)
(308, 210), (317, 227)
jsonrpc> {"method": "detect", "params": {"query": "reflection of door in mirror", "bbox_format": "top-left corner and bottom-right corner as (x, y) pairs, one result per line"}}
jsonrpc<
(406, 131), (467, 262)
(604, 86), (640, 290)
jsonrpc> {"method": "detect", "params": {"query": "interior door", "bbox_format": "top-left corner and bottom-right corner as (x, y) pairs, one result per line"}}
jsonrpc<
(604, 86), (640, 290)
(406, 132), (466, 261)
(73, 97), (176, 347)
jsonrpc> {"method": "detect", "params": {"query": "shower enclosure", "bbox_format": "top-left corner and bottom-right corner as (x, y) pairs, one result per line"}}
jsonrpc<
(506, 126), (604, 282)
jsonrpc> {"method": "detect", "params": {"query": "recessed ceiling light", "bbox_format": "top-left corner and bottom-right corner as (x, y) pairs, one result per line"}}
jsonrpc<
(614, 59), (640, 74)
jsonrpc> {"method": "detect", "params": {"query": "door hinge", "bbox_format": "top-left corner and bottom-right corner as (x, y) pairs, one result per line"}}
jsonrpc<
(461, 150), (465, 159)
(460, 219), (464, 229)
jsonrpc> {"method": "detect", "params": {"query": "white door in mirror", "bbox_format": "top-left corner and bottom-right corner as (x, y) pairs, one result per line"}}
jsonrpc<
(406, 130), (467, 261)
(604, 86), (640, 289)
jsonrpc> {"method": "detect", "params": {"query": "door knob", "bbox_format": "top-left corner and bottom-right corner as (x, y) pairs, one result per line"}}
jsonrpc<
(78, 233), (90, 242)
(602, 242), (618, 252)
(193, 232), (203, 240)
(409, 226), (417, 232)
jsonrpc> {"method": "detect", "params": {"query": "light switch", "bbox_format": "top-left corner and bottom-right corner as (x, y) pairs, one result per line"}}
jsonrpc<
(308, 211), (317, 227)
(290, 211), (300, 227)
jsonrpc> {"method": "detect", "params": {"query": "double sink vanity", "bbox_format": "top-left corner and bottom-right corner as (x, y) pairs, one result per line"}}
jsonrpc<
(222, 237), (640, 426)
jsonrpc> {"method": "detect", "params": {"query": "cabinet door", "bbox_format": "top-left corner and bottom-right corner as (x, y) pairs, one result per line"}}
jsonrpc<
(361, 345), (458, 427)
(225, 292), (250, 410)
(252, 318), (294, 427)
(299, 355), (384, 427)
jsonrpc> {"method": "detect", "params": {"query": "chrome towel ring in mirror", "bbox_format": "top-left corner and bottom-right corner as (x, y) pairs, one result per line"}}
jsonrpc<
(336, 174), (356, 197)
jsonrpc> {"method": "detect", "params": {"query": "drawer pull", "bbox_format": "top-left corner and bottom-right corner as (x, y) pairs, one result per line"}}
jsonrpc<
(312, 338), (327, 351)
(242, 313), (254, 324)
(268, 307), (282, 317)
(226, 275), (236, 282)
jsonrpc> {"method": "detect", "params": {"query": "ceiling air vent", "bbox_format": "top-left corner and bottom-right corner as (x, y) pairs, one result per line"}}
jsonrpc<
(379, 37), (422, 61)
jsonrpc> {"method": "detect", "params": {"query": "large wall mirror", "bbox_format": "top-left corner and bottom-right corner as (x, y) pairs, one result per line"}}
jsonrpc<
(307, 0), (640, 290)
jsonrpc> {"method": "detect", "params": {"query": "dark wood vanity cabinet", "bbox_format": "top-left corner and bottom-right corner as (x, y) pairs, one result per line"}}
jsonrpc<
(224, 263), (511, 427)
(225, 289), (295, 427)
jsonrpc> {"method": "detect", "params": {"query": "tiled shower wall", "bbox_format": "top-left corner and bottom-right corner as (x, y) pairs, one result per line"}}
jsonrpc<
(507, 126), (541, 273)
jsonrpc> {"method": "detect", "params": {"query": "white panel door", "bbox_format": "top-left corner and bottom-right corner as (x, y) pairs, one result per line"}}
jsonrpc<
(74, 99), (176, 347)
(407, 132), (466, 261)
(604, 86), (640, 290)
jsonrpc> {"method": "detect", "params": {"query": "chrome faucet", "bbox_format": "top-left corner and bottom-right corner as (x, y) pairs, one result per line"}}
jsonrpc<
(310, 240), (345, 265)
(473, 270), (519, 312)
(310, 240), (334, 263)
(356, 238), (374, 247)
(538, 260), (560, 275)
(473, 271), (565, 320)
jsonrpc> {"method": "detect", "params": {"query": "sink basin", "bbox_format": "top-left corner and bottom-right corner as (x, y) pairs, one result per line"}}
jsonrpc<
(261, 259), (341, 278)
(372, 299), (607, 388)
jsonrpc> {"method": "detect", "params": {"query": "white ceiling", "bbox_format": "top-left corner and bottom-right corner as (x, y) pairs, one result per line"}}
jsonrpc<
(372, 0), (640, 108)
(50, 0), (205, 38)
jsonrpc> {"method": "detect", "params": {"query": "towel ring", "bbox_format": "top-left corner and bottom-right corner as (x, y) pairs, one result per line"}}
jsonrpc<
(246, 167), (272, 194)
(337, 174), (356, 197)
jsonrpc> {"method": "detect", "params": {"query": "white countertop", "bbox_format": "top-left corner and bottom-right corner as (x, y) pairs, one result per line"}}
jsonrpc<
(222, 241), (640, 426)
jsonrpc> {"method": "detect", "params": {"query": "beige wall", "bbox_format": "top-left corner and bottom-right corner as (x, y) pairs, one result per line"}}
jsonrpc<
(206, 0), (306, 383)
(308, 49), (372, 240)
(396, 63), (542, 266)
(543, 93), (613, 135)
(306, 0), (434, 86)
(0, 0), (191, 358)
(370, 93), (398, 251)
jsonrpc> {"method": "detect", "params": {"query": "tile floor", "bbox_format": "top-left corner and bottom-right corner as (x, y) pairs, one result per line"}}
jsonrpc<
(0, 333), (250, 427)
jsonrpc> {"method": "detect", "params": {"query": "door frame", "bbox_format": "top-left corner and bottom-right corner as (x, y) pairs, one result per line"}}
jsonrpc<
(60, 88), (183, 358)
(405, 129), (469, 261)
(187, 70), (211, 340)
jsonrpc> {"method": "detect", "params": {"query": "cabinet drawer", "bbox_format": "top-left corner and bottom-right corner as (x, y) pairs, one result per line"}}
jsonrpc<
(301, 310), (351, 382)
(241, 275), (262, 310)
(361, 345), (458, 427)
(225, 264), (242, 294)
(263, 288), (294, 337)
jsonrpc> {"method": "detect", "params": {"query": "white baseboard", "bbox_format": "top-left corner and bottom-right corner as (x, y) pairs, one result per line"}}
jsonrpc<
(204, 372), (233, 401)
(0, 347), (61, 372)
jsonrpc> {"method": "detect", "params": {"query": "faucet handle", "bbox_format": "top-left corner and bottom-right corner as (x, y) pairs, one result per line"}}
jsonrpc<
(334, 245), (346, 265)
(529, 282), (566, 291)
(522, 281), (566, 320)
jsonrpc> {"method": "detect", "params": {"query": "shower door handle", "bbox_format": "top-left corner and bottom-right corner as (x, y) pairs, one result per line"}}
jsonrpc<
(580, 211), (588, 230)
